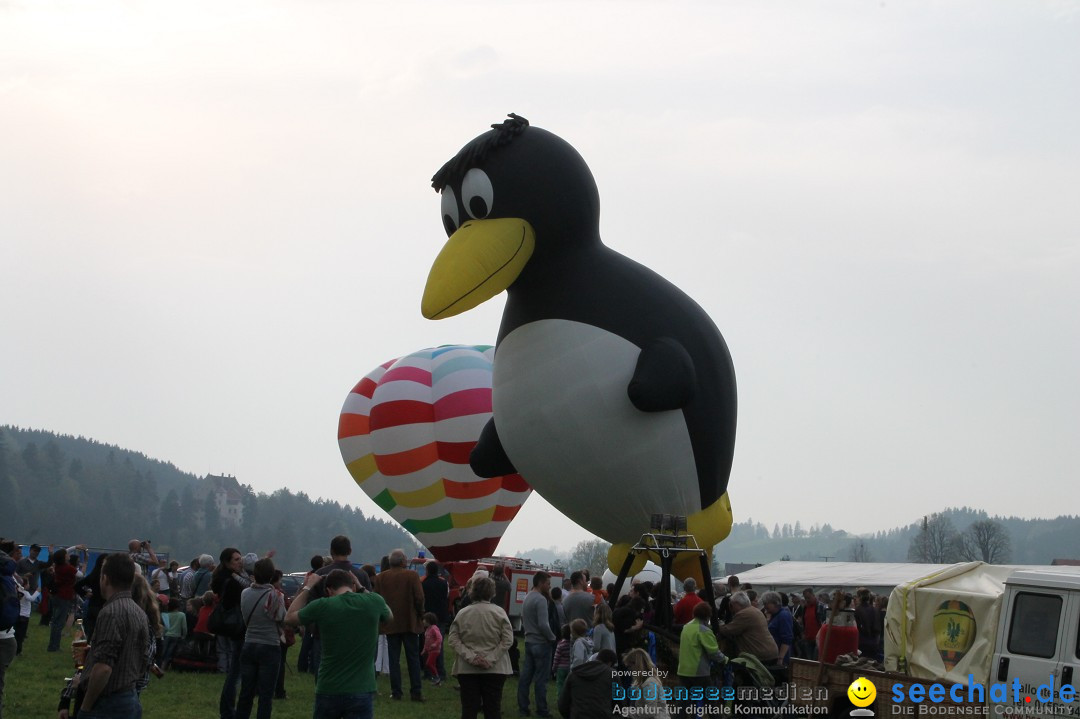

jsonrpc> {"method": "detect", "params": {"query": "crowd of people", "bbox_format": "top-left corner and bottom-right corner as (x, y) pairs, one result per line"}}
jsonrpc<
(500, 570), (890, 718)
(1, 533), (893, 719)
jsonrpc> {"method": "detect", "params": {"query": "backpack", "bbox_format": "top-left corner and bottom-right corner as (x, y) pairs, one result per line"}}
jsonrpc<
(0, 559), (19, 632)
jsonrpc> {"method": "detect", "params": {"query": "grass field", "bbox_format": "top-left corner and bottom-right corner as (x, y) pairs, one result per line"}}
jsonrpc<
(3, 623), (553, 718)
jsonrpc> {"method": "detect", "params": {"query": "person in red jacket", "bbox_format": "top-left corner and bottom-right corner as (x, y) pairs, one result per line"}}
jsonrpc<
(800, 588), (822, 659)
(672, 578), (704, 625)
(46, 549), (78, 652)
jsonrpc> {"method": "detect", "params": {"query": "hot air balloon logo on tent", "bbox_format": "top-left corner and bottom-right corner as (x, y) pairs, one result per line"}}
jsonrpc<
(933, 600), (977, 671)
(337, 345), (531, 560)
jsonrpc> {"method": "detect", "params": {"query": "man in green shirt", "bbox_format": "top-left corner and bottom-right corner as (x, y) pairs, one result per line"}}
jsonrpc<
(286, 569), (391, 719)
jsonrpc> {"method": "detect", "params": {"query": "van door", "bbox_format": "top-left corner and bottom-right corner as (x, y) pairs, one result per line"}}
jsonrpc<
(1062, 592), (1080, 717)
(990, 586), (1072, 714)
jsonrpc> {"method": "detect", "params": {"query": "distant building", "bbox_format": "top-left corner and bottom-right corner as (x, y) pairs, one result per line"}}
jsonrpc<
(194, 474), (247, 528)
(1051, 559), (1080, 566)
(724, 562), (760, 577)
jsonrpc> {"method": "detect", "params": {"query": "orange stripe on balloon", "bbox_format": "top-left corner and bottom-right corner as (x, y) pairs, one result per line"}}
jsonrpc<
(492, 504), (523, 522)
(444, 477), (502, 500)
(337, 414), (370, 440)
(374, 443), (439, 476)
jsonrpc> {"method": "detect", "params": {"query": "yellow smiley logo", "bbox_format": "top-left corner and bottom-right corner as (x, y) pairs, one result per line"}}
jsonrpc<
(848, 677), (877, 708)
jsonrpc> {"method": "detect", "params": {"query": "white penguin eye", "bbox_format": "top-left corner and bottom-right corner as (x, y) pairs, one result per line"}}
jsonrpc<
(441, 186), (459, 236)
(462, 168), (494, 220)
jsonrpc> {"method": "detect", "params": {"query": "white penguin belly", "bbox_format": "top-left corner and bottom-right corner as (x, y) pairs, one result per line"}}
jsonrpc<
(493, 319), (700, 544)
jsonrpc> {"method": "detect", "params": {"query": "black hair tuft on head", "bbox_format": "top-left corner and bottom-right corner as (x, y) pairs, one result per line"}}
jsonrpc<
(431, 113), (529, 191)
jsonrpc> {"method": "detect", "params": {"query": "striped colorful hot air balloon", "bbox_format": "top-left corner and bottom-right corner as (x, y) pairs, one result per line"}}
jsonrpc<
(337, 345), (531, 560)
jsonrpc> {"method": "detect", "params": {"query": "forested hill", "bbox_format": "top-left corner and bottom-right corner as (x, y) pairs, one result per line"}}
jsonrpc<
(525, 509), (1080, 572)
(0, 425), (419, 571)
(712, 507), (1080, 567)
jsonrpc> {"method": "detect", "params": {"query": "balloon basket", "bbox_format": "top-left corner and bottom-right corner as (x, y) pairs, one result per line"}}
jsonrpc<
(609, 518), (717, 631)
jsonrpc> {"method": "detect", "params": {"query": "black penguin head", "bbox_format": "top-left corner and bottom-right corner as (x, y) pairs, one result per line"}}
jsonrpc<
(422, 114), (602, 320)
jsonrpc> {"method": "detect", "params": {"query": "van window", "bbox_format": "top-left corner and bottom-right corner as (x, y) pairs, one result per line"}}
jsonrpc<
(1007, 592), (1061, 659)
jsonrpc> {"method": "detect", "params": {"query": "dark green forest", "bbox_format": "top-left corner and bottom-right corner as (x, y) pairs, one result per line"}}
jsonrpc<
(711, 507), (1080, 567)
(0, 426), (419, 571)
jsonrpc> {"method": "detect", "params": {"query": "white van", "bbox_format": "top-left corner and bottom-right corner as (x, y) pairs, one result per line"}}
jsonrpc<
(990, 568), (1080, 715)
(789, 563), (1080, 716)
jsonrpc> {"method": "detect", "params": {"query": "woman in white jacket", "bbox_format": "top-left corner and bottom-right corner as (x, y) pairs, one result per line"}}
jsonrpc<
(448, 576), (514, 719)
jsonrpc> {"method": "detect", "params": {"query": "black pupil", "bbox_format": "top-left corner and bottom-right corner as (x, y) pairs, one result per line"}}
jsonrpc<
(469, 196), (489, 218)
(443, 215), (456, 236)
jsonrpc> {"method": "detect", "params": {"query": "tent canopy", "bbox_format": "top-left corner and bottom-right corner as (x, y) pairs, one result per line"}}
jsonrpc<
(727, 560), (1078, 595)
(728, 561), (966, 594)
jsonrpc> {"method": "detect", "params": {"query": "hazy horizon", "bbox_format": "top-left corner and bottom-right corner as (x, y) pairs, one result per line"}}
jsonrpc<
(3, 1), (1077, 557)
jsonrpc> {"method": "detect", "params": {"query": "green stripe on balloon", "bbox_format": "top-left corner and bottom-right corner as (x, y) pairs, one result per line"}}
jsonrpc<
(374, 489), (396, 512)
(402, 514), (455, 534)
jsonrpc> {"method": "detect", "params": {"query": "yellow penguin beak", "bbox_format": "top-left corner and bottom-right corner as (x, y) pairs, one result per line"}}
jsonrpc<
(421, 218), (536, 320)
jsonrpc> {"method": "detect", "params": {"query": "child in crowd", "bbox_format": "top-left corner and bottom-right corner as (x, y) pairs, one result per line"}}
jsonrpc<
(623, 648), (670, 717)
(552, 623), (573, 698)
(195, 592), (216, 633)
(570, 618), (592, 669)
(16, 574), (39, 655)
(161, 598), (187, 670)
(590, 576), (608, 606)
(422, 611), (443, 686)
(193, 591), (216, 657)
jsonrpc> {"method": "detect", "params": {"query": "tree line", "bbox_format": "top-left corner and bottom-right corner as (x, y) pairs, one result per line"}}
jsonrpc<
(713, 507), (1079, 567)
(0, 426), (419, 571)
(527, 508), (1079, 573)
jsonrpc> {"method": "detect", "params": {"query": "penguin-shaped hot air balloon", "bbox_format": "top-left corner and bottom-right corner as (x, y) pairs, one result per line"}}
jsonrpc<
(422, 114), (737, 574)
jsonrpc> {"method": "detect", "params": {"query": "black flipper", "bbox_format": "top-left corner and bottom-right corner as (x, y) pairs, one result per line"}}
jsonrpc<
(627, 337), (696, 412)
(470, 417), (518, 477)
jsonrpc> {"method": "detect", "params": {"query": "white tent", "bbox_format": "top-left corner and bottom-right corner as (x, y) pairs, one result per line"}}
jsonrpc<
(730, 561), (957, 594)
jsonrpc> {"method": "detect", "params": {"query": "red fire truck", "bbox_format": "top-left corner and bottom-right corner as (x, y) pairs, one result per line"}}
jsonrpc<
(436, 556), (565, 631)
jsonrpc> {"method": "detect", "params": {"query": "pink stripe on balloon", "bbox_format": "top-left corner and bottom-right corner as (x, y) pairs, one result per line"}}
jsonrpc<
(433, 388), (493, 420)
(381, 366), (432, 386)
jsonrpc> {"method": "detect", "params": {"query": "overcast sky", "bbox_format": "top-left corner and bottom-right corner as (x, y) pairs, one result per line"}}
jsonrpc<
(2, 1), (1078, 557)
